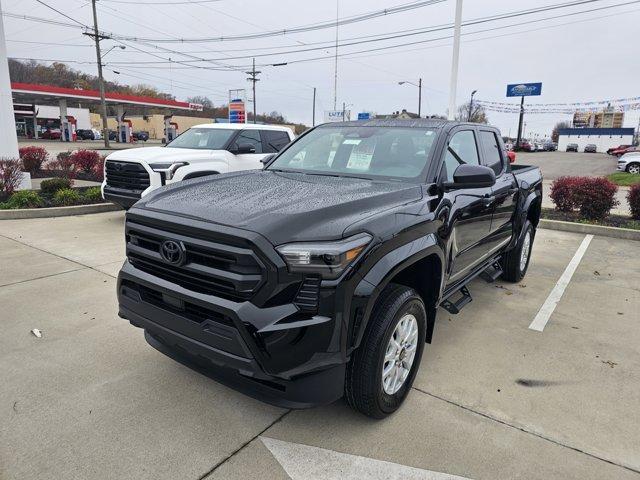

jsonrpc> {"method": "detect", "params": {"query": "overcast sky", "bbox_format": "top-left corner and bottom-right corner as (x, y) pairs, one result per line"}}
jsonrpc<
(3, 0), (639, 136)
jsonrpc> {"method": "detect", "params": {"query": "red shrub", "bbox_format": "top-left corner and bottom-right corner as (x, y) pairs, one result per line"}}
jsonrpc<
(19, 146), (48, 173)
(92, 155), (106, 182)
(628, 184), (640, 220)
(0, 158), (24, 197)
(549, 176), (585, 212)
(70, 150), (101, 174)
(48, 151), (79, 180)
(573, 177), (618, 220)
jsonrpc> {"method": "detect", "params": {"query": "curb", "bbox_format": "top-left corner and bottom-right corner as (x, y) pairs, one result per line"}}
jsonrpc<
(539, 219), (640, 241)
(0, 203), (121, 220)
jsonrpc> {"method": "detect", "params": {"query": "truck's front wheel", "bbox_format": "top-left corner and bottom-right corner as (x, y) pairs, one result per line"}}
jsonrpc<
(345, 284), (426, 419)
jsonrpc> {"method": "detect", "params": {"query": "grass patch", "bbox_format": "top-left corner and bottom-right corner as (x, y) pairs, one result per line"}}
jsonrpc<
(542, 208), (639, 230)
(606, 172), (640, 186)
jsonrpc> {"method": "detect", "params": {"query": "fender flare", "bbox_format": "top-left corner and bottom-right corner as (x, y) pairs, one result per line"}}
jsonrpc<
(350, 234), (444, 351)
(182, 171), (220, 181)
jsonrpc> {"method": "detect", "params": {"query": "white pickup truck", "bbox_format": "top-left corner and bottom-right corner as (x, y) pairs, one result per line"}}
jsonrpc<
(101, 123), (294, 209)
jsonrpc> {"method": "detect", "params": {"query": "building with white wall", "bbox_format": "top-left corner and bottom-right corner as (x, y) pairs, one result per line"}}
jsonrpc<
(557, 128), (635, 152)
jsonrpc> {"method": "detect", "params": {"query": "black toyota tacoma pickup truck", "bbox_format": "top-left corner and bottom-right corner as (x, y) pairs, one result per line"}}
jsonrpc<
(117, 119), (542, 418)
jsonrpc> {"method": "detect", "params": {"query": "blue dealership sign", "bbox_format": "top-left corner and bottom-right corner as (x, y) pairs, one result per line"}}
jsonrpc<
(506, 82), (542, 97)
(357, 112), (371, 120)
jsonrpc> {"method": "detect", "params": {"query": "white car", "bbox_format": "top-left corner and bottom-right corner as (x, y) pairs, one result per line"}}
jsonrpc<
(617, 152), (640, 175)
(101, 123), (295, 209)
(91, 128), (102, 140)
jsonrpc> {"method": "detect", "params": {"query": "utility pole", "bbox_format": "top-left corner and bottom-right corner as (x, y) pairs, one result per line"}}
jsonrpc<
(333, 0), (339, 110)
(88, 0), (110, 148)
(245, 58), (260, 124)
(342, 101), (346, 122)
(448, 0), (463, 120)
(312, 87), (316, 126)
(418, 78), (422, 117)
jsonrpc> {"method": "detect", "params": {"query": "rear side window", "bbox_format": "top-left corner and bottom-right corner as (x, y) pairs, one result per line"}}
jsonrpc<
(233, 129), (262, 154)
(261, 130), (291, 153)
(443, 130), (480, 182)
(479, 130), (504, 175)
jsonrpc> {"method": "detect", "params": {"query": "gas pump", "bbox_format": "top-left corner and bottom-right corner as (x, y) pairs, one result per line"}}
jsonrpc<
(119, 119), (133, 143)
(61, 116), (77, 142)
(164, 115), (178, 142)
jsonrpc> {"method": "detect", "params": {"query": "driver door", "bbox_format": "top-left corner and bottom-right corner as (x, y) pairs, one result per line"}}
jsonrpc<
(439, 128), (495, 284)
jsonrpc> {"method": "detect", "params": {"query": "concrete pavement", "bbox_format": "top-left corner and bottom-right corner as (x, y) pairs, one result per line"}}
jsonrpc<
(1, 212), (639, 479)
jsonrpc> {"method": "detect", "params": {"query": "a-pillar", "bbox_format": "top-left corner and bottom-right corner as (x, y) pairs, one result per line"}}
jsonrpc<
(116, 104), (125, 143)
(59, 99), (68, 142)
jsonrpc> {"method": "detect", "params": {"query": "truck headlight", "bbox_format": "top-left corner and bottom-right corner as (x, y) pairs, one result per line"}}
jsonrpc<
(276, 233), (372, 280)
(149, 162), (188, 181)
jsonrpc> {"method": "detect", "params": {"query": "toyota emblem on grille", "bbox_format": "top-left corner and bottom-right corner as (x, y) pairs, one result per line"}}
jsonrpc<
(160, 240), (186, 266)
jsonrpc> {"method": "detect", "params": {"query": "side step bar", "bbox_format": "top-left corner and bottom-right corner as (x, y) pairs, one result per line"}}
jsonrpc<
(440, 286), (472, 314)
(479, 261), (503, 283)
(440, 260), (503, 314)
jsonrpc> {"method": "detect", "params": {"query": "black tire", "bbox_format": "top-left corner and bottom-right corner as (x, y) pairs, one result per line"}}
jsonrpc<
(626, 162), (640, 175)
(501, 220), (535, 282)
(345, 284), (426, 419)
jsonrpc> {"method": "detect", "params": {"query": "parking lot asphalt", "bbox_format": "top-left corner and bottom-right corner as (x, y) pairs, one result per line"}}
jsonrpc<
(1, 212), (639, 480)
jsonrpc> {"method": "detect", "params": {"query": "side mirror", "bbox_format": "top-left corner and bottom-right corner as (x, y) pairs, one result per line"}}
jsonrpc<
(233, 143), (256, 154)
(444, 164), (496, 190)
(260, 153), (275, 166)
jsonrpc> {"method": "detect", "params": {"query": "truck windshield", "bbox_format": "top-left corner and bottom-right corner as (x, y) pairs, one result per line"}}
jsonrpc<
(267, 126), (437, 180)
(166, 128), (235, 150)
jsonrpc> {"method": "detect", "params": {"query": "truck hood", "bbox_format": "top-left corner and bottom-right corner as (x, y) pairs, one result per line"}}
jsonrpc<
(106, 146), (218, 163)
(137, 170), (423, 244)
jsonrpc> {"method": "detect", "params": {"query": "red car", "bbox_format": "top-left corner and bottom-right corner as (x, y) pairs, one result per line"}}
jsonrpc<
(611, 145), (638, 157)
(607, 144), (632, 155)
(507, 150), (516, 163)
(41, 128), (62, 140)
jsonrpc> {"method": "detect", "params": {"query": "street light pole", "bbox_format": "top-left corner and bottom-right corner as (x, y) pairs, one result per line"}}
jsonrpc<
(468, 89), (477, 121)
(89, 0), (110, 148)
(312, 87), (316, 126)
(418, 78), (422, 117)
(448, 0), (463, 120)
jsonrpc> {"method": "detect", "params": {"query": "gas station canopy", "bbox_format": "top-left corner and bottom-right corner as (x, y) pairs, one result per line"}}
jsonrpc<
(11, 82), (203, 111)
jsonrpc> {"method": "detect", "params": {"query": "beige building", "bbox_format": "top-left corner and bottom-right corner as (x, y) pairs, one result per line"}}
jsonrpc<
(572, 108), (624, 129)
(90, 113), (213, 140)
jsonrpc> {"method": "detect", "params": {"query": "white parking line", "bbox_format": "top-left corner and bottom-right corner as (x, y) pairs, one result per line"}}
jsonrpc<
(261, 436), (473, 480)
(529, 234), (594, 332)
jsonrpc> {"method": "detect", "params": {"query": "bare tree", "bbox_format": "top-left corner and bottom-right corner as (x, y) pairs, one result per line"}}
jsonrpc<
(454, 101), (489, 124)
(551, 121), (571, 143)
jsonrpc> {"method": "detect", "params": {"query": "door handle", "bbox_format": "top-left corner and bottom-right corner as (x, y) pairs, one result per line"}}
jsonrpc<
(482, 195), (496, 205)
(508, 188), (519, 195)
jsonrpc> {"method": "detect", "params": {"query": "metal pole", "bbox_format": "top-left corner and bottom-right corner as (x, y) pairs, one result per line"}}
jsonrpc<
(90, 0), (110, 148)
(333, 0), (339, 110)
(418, 78), (422, 117)
(515, 95), (525, 149)
(342, 101), (345, 122)
(447, 0), (463, 120)
(312, 87), (316, 126)
(468, 90), (476, 121)
(252, 58), (256, 124)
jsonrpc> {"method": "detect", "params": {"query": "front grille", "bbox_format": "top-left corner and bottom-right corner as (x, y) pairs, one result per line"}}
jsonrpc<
(106, 161), (150, 191)
(126, 221), (265, 301)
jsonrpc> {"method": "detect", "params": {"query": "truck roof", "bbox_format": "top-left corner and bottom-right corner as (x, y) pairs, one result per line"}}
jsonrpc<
(190, 123), (293, 132)
(319, 119), (487, 129)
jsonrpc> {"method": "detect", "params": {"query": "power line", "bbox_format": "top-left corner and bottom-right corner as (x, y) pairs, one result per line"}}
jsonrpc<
(32, 0), (89, 27)
(102, 0), (222, 4)
(108, 0), (447, 43)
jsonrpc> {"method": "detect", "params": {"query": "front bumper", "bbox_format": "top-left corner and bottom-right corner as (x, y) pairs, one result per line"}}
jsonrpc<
(117, 260), (347, 408)
(617, 162), (627, 172)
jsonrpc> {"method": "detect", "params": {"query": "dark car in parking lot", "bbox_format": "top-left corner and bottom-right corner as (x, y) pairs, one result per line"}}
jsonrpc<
(566, 143), (578, 152)
(77, 129), (95, 140)
(584, 144), (597, 153)
(543, 142), (557, 151)
(117, 119), (543, 418)
(133, 131), (150, 142)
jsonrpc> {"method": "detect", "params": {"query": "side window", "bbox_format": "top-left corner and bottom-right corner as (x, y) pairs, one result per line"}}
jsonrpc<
(234, 129), (262, 154)
(479, 130), (504, 175)
(443, 130), (479, 182)
(261, 130), (291, 153)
